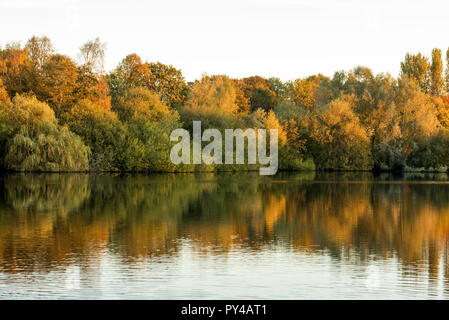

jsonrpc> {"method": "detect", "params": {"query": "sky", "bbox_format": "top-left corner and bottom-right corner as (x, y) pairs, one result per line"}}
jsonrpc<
(1, 0), (449, 82)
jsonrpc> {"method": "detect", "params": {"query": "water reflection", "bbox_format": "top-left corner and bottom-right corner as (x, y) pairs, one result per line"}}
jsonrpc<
(0, 172), (449, 298)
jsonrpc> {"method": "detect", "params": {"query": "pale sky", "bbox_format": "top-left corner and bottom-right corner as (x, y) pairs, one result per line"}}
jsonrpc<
(1, 0), (449, 81)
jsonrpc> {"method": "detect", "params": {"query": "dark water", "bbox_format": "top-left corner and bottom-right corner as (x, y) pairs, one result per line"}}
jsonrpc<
(0, 172), (449, 299)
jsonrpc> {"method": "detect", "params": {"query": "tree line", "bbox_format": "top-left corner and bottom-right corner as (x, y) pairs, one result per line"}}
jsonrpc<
(1, 36), (449, 172)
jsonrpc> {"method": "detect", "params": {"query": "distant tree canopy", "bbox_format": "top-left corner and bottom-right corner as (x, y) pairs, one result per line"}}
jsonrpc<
(108, 54), (188, 108)
(2, 36), (449, 172)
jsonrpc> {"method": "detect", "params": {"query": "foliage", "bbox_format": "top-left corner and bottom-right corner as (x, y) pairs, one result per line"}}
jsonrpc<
(113, 87), (176, 122)
(400, 52), (430, 93)
(0, 43), (31, 97)
(0, 78), (9, 103)
(78, 37), (106, 74)
(64, 99), (124, 170)
(430, 48), (445, 96)
(290, 74), (329, 109)
(181, 75), (238, 130)
(236, 76), (278, 112)
(4, 125), (90, 171)
(36, 54), (78, 112)
(0, 94), (89, 171)
(302, 96), (373, 170)
(3, 36), (449, 173)
(148, 62), (188, 107)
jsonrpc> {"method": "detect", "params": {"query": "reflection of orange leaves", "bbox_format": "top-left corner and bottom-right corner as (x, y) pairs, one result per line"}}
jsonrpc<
(264, 195), (286, 232)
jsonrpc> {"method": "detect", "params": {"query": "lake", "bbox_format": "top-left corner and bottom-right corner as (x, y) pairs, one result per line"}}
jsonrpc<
(0, 172), (449, 299)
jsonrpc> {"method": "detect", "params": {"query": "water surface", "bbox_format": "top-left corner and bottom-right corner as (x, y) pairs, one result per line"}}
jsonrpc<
(0, 172), (449, 299)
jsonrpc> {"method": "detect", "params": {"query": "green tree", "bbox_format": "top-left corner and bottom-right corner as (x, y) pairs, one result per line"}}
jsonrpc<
(0, 94), (90, 171)
(4, 125), (90, 172)
(65, 99), (123, 170)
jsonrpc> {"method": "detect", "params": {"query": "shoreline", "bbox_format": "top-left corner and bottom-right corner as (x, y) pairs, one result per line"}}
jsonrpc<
(1, 168), (448, 174)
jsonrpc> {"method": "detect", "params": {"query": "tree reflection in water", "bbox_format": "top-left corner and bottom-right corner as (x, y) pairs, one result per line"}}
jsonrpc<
(0, 172), (448, 296)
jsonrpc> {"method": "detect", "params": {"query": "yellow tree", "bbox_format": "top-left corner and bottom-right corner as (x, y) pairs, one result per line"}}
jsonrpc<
(395, 77), (440, 156)
(303, 95), (373, 170)
(291, 74), (328, 109)
(181, 75), (238, 129)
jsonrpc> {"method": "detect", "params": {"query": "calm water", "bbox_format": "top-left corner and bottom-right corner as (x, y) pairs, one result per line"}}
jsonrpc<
(0, 172), (449, 299)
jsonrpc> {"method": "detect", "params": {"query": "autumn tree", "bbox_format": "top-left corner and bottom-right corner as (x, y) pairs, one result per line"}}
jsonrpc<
(181, 74), (238, 129)
(78, 37), (106, 74)
(267, 77), (289, 102)
(0, 43), (31, 96)
(74, 66), (111, 111)
(148, 62), (188, 107)
(302, 96), (373, 170)
(446, 48), (449, 95)
(394, 77), (440, 156)
(113, 53), (151, 87)
(434, 95), (449, 128)
(314, 71), (345, 106)
(232, 79), (250, 114)
(36, 54), (78, 113)
(290, 74), (329, 109)
(25, 36), (55, 69)
(400, 52), (430, 93)
(0, 78), (9, 102)
(430, 48), (444, 96)
(237, 76), (277, 112)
